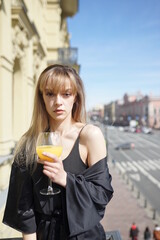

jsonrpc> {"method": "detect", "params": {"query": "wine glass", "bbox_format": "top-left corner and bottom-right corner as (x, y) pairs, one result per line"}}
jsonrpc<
(36, 132), (63, 195)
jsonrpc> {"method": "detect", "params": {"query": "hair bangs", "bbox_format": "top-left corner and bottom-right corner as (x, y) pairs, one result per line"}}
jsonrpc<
(39, 69), (77, 95)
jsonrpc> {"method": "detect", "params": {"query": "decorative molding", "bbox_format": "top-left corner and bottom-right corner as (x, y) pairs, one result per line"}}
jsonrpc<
(33, 36), (45, 74)
(11, 0), (36, 39)
(12, 25), (28, 60)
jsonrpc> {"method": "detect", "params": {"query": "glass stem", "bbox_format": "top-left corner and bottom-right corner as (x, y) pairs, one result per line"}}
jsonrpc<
(48, 178), (53, 193)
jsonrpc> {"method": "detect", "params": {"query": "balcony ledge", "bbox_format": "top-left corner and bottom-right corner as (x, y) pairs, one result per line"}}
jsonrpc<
(60, 0), (78, 17)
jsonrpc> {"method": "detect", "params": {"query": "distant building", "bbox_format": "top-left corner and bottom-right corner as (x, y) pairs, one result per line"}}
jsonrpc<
(104, 102), (116, 125)
(88, 105), (104, 122)
(148, 96), (160, 128)
(104, 92), (160, 129)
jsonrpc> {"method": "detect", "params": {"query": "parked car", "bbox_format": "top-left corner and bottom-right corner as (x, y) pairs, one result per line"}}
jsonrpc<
(141, 126), (152, 134)
(118, 126), (124, 131)
(115, 142), (135, 150)
(129, 127), (136, 133)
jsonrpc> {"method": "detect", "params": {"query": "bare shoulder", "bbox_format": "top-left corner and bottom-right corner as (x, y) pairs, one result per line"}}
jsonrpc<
(81, 124), (104, 141)
(80, 124), (107, 165)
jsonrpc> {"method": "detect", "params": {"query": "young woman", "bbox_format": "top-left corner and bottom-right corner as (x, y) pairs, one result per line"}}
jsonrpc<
(3, 64), (113, 240)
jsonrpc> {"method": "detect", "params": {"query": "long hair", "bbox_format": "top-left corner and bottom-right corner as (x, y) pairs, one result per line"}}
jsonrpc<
(14, 64), (86, 168)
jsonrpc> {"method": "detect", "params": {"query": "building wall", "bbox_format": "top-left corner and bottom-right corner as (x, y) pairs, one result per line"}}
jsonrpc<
(108, 94), (160, 128)
(0, 0), (78, 237)
(104, 102), (116, 125)
(148, 98), (160, 128)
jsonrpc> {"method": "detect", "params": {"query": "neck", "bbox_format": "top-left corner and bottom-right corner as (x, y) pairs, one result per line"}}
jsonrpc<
(49, 119), (76, 136)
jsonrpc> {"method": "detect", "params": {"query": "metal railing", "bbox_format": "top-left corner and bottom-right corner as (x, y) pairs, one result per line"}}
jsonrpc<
(58, 47), (78, 65)
(0, 231), (122, 240)
(0, 154), (13, 209)
(106, 231), (122, 240)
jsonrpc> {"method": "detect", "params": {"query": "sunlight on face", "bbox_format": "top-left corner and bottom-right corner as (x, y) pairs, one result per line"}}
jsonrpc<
(42, 78), (77, 121)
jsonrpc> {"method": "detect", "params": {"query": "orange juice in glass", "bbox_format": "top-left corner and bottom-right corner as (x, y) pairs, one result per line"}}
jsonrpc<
(36, 145), (63, 162)
(36, 132), (62, 195)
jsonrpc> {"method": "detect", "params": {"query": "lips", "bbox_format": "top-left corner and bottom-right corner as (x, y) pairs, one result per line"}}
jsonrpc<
(54, 109), (64, 114)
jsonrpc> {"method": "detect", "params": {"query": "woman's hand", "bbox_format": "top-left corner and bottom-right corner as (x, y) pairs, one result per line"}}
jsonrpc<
(38, 153), (67, 188)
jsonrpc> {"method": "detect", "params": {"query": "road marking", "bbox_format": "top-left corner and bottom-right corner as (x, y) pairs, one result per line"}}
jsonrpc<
(138, 160), (150, 171)
(130, 173), (141, 181)
(149, 149), (160, 157)
(137, 136), (159, 148)
(116, 162), (126, 174)
(121, 162), (127, 167)
(143, 160), (156, 170)
(134, 149), (157, 170)
(116, 161), (138, 173)
(120, 150), (133, 161)
(155, 160), (160, 168)
(116, 159), (160, 188)
(127, 161), (138, 172)
(134, 149), (149, 159)
(132, 161), (160, 189)
(148, 159), (160, 170)
(116, 158), (160, 172)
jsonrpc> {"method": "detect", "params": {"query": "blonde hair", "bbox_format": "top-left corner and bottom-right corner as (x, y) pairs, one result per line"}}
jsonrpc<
(14, 64), (86, 168)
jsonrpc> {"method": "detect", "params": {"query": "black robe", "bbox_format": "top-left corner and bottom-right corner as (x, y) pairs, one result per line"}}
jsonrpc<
(3, 158), (113, 239)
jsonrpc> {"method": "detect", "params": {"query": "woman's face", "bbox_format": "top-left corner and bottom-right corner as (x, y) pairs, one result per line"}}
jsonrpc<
(42, 79), (76, 122)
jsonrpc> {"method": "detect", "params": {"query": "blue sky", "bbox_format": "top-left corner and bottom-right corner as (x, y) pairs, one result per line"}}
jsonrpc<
(68, 0), (160, 110)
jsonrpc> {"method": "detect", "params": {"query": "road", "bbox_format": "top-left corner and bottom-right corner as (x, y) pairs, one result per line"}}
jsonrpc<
(102, 125), (160, 218)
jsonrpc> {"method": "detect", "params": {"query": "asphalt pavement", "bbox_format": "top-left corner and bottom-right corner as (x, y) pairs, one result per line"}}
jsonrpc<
(105, 126), (160, 218)
(101, 163), (156, 240)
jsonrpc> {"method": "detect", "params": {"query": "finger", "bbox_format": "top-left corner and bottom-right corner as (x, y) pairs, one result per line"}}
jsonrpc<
(43, 161), (61, 169)
(43, 169), (57, 180)
(42, 152), (59, 162)
(43, 169), (53, 179)
(43, 165), (59, 173)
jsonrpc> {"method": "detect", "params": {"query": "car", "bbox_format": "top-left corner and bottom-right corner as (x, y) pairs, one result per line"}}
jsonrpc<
(129, 127), (136, 133)
(118, 126), (124, 131)
(115, 142), (135, 150)
(141, 126), (152, 134)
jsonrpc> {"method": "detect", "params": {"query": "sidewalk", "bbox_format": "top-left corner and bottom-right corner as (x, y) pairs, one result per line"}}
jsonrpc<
(101, 164), (156, 240)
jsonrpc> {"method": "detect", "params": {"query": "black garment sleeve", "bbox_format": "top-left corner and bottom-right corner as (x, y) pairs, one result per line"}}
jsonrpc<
(3, 162), (36, 233)
(66, 158), (113, 237)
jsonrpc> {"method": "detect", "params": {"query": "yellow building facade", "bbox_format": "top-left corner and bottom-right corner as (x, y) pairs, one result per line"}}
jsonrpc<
(0, 0), (78, 237)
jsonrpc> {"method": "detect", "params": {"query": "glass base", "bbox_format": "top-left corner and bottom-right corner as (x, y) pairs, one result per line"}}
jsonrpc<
(40, 186), (61, 195)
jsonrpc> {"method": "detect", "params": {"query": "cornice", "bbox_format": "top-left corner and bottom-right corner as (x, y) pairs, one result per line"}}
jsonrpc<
(11, 0), (37, 39)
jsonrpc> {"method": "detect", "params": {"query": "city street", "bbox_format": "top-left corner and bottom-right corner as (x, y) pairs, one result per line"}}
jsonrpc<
(105, 126), (160, 219)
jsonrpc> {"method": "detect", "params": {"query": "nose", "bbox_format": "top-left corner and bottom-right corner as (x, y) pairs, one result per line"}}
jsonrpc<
(55, 94), (62, 105)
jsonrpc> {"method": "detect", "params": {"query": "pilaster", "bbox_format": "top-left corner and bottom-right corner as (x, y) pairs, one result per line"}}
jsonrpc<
(0, 0), (14, 155)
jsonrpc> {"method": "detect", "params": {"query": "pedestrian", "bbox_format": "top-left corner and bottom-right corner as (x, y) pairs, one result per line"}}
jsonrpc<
(144, 226), (151, 240)
(130, 222), (139, 240)
(3, 64), (114, 240)
(153, 224), (160, 240)
(112, 158), (116, 168)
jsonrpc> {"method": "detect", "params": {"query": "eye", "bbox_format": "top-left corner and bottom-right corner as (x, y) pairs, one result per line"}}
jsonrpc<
(45, 91), (54, 97)
(63, 92), (72, 98)
(64, 93), (71, 97)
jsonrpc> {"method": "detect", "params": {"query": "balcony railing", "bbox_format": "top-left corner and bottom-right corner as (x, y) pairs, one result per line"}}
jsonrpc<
(58, 47), (78, 65)
(0, 231), (122, 240)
